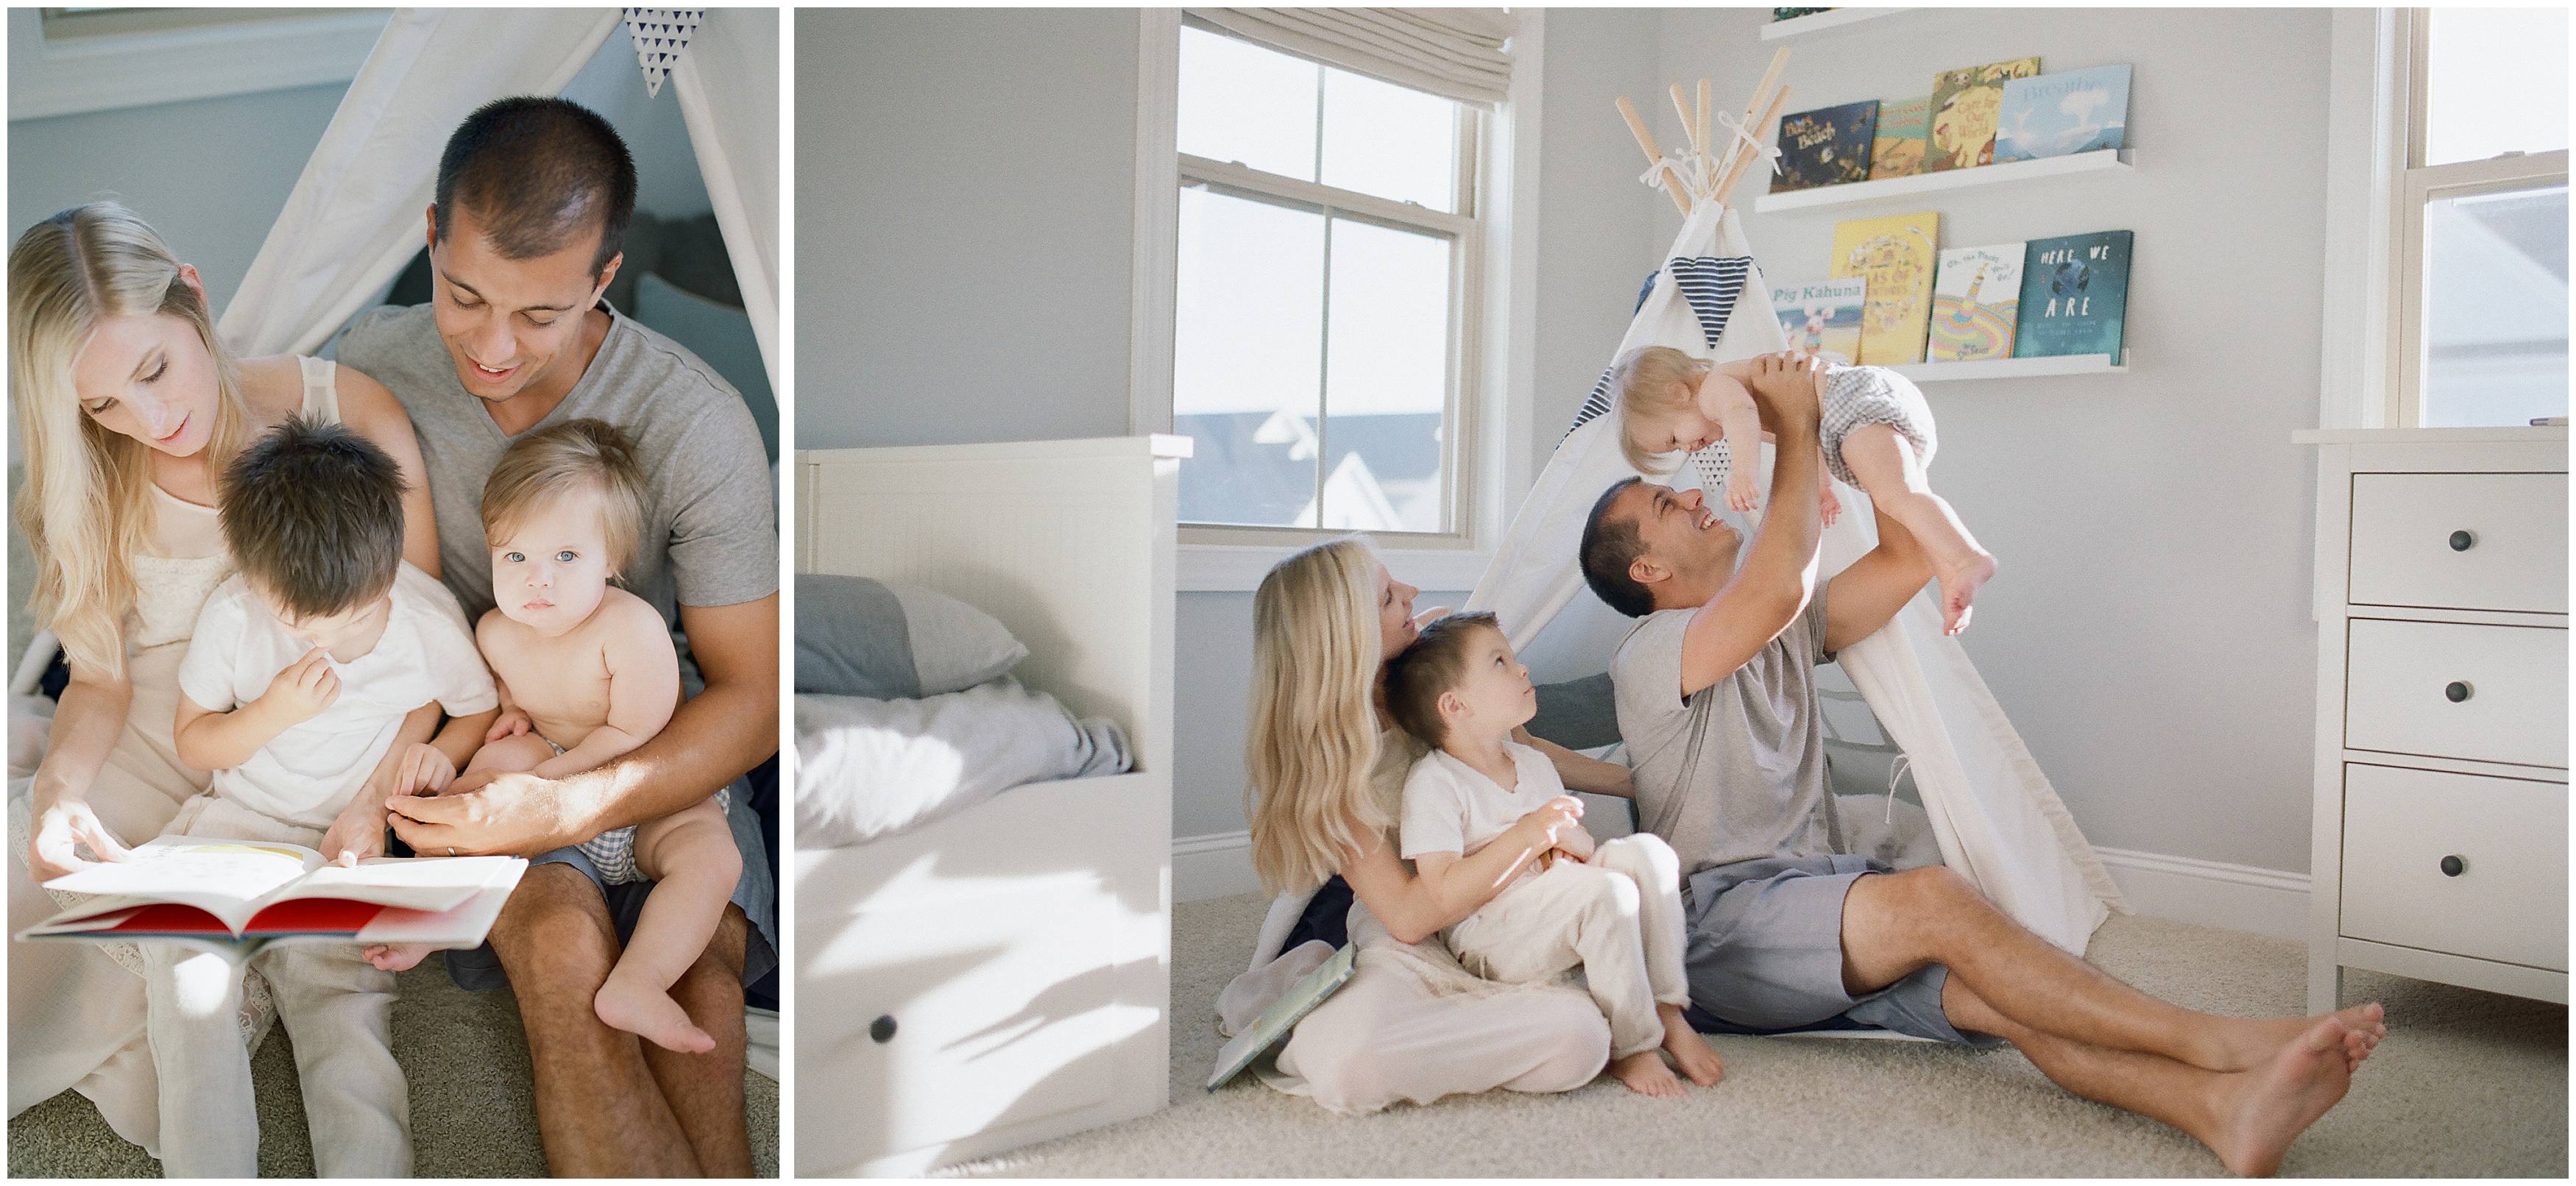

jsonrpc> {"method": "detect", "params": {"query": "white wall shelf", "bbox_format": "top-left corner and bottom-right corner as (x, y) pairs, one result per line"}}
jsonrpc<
(1889, 354), (2124, 383)
(1753, 149), (2130, 213)
(1759, 8), (1916, 40)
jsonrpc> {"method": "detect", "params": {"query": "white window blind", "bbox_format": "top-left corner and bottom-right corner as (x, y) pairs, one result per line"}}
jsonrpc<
(1185, 7), (1514, 107)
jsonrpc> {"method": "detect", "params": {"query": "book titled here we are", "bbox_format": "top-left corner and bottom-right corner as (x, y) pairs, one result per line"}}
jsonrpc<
(21, 837), (528, 962)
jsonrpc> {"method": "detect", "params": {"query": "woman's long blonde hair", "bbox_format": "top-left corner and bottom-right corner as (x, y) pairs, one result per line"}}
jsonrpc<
(1246, 538), (1398, 895)
(10, 203), (249, 677)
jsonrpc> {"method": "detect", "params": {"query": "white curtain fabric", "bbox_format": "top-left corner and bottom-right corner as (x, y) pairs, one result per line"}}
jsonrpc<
(1188, 7), (1515, 106)
(1466, 203), (2125, 956)
(217, 9), (622, 356)
(671, 7), (779, 392)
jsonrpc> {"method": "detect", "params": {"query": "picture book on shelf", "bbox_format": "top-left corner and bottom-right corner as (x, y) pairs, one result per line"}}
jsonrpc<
(20, 837), (528, 962)
(2013, 230), (2134, 360)
(1869, 95), (1931, 180)
(1830, 212), (1941, 366)
(1928, 244), (2025, 363)
(1774, 100), (1879, 191)
(1772, 278), (1869, 365)
(1995, 65), (2132, 163)
(1928, 57), (2042, 171)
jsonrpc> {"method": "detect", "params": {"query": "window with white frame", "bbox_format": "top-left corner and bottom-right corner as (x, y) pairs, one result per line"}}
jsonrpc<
(2392, 7), (2568, 428)
(1170, 20), (1482, 539)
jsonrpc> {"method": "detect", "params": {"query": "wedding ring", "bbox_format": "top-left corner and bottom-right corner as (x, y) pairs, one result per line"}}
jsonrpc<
(447, 846), (459, 857)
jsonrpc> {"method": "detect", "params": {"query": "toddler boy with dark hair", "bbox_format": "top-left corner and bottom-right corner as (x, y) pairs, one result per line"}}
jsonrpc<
(152, 415), (497, 1176)
(1387, 611), (1724, 1098)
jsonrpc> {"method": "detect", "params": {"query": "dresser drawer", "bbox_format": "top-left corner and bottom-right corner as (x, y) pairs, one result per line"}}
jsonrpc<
(2341, 764), (2567, 971)
(2348, 472), (2567, 614)
(2346, 619), (2568, 768)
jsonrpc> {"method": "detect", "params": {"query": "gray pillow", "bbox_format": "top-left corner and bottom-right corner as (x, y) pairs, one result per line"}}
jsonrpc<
(1529, 672), (1621, 752)
(795, 574), (1028, 699)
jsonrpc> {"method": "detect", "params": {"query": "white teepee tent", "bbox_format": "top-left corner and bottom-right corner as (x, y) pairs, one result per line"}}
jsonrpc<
(1469, 65), (2123, 955)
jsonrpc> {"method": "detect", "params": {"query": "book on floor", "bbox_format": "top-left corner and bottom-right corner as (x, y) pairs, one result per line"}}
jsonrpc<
(1773, 99), (1880, 191)
(1772, 277), (1869, 365)
(1206, 942), (1357, 1091)
(1927, 244), (2025, 362)
(1869, 95), (1932, 179)
(20, 837), (528, 962)
(1994, 65), (2132, 163)
(2013, 230), (2134, 360)
(1830, 211), (1942, 365)
(1927, 56), (2042, 171)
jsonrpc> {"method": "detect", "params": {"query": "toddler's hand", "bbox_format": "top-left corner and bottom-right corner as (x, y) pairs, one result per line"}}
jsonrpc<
(321, 800), (387, 865)
(1516, 795), (1585, 851)
(392, 742), (456, 797)
(259, 649), (341, 725)
(1726, 469), (1762, 514)
(484, 709), (532, 743)
(1819, 479), (1842, 527)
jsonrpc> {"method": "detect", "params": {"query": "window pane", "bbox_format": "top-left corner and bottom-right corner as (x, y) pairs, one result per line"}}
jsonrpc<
(1178, 26), (1318, 181)
(1321, 68), (1459, 212)
(2424, 9), (2569, 166)
(2421, 185), (2569, 427)
(1174, 186), (1326, 527)
(1322, 218), (1453, 533)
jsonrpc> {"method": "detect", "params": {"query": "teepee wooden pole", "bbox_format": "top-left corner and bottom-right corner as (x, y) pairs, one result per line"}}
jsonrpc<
(1668, 83), (1698, 157)
(1716, 49), (1794, 182)
(1716, 83), (1792, 205)
(1616, 96), (1693, 216)
(1696, 79), (1713, 166)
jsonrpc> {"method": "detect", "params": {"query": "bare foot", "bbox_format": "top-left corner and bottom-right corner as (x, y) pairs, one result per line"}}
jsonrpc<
(1609, 1049), (1685, 1098)
(595, 966), (715, 1053)
(2208, 1017), (2352, 1176)
(1659, 1004), (1725, 1087)
(364, 942), (434, 973)
(1936, 552), (1998, 636)
(2212, 1003), (2387, 1073)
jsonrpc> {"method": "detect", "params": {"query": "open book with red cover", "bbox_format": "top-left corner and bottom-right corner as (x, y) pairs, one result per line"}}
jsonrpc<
(20, 837), (526, 962)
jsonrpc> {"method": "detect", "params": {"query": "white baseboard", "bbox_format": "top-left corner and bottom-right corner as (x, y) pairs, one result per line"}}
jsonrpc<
(2093, 846), (2312, 943)
(1175, 831), (2316, 942)
(1174, 830), (1259, 903)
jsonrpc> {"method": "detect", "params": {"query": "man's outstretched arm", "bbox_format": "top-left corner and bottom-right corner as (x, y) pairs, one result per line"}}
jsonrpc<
(389, 593), (780, 856)
(1678, 353), (1830, 697)
(1823, 508), (1938, 653)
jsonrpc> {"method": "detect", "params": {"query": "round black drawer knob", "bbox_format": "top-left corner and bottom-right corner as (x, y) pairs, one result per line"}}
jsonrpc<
(2445, 681), (2473, 703)
(2440, 855), (2466, 877)
(869, 1015), (898, 1043)
(2449, 530), (2476, 552)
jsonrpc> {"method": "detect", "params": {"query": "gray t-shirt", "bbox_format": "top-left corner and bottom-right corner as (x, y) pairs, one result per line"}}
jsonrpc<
(1610, 591), (1839, 876)
(339, 302), (777, 691)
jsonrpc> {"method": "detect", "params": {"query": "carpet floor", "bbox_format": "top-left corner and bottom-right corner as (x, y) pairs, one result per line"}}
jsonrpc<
(6, 952), (779, 1177)
(954, 893), (2566, 1178)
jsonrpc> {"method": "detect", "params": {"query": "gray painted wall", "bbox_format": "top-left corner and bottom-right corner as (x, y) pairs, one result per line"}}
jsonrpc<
(796, 7), (1142, 449)
(1663, 7), (2331, 872)
(801, 8), (2338, 873)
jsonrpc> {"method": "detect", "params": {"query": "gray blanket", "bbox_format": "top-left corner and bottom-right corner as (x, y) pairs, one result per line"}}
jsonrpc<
(793, 681), (1131, 849)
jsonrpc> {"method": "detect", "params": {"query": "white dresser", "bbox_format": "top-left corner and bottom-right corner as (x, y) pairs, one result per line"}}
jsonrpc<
(2300, 427), (2568, 1012)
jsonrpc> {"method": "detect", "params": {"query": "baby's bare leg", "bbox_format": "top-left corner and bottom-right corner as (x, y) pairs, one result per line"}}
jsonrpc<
(1840, 423), (1996, 634)
(593, 798), (742, 1054)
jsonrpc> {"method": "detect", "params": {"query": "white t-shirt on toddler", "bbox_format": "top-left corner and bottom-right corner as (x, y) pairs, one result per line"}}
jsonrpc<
(177, 563), (498, 831)
(1398, 739), (1566, 861)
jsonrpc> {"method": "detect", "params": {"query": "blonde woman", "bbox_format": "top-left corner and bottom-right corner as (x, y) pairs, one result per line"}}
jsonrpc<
(1230, 538), (1638, 1113)
(7, 203), (437, 1151)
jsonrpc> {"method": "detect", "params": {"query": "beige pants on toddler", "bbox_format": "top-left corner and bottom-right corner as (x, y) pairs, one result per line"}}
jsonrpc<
(141, 795), (408, 1178)
(1443, 833), (1689, 1059)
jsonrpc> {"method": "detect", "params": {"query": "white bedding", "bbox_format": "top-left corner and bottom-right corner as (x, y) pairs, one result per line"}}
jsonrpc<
(793, 681), (1132, 849)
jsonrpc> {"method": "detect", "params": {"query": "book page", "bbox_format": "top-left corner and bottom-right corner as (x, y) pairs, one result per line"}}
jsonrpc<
(42, 837), (322, 931)
(276, 856), (520, 914)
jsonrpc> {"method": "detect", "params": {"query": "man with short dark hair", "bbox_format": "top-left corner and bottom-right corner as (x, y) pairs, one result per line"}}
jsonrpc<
(338, 95), (776, 1176)
(1581, 352), (2382, 1175)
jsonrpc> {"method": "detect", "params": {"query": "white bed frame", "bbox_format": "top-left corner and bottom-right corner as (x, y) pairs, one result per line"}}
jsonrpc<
(793, 436), (1183, 1177)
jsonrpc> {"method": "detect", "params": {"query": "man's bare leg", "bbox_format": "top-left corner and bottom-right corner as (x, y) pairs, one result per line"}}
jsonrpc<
(1841, 867), (2385, 1072)
(640, 905), (752, 1176)
(490, 864), (698, 1175)
(1945, 980), (2356, 1176)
